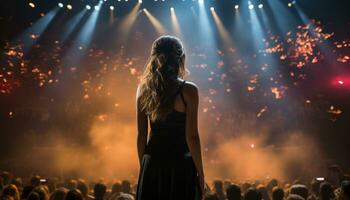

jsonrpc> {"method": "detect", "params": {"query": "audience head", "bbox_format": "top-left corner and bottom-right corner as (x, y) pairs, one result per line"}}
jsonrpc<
(327, 165), (342, 187)
(116, 193), (134, 200)
(205, 192), (219, 200)
(226, 184), (241, 200)
(272, 187), (284, 200)
(242, 183), (252, 194)
(320, 182), (334, 200)
(65, 189), (83, 200)
(287, 194), (304, 200)
(2, 184), (20, 200)
(66, 180), (77, 190)
(342, 180), (350, 200)
(112, 182), (122, 195)
(76, 179), (88, 197)
(33, 186), (49, 200)
(27, 192), (40, 200)
(257, 185), (270, 200)
(290, 184), (308, 200)
(213, 180), (224, 193)
(1, 171), (11, 186)
(50, 188), (68, 200)
(244, 188), (262, 200)
(94, 183), (106, 200)
(121, 181), (131, 194)
(268, 179), (279, 192)
(310, 179), (322, 196)
(30, 176), (41, 187)
(11, 178), (23, 191)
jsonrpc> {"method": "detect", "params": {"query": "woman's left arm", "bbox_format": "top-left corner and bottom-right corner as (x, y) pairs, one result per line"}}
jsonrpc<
(136, 86), (148, 166)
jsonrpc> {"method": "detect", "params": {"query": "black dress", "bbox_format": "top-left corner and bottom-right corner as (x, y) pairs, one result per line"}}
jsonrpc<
(136, 80), (201, 200)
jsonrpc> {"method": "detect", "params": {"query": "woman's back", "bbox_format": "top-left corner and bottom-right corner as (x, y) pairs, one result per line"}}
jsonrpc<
(136, 35), (204, 200)
(145, 80), (190, 160)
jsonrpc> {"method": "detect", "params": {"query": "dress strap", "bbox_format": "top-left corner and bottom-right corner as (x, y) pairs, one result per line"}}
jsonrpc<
(179, 80), (187, 108)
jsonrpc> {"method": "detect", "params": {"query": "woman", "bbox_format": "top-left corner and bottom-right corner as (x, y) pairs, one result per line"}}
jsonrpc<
(136, 35), (205, 200)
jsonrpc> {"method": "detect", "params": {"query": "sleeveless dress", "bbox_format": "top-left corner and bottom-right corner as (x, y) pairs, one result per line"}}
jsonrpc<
(136, 80), (202, 200)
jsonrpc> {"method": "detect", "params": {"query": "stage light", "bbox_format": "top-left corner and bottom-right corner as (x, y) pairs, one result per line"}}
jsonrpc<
(170, 7), (182, 37)
(64, 0), (102, 67)
(109, 6), (115, 24)
(258, 4), (263, 8)
(59, 9), (87, 43)
(210, 7), (214, 11)
(234, 5), (239, 9)
(211, 6), (233, 48)
(338, 80), (344, 85)
(248, 4), (254, 9)
(16, 7), (59, 53)
(138, 0), (143, 3)
(143, 8), (147, 12)
(29, 2), (35, 8)
(94, 5), (100, 10)
(143, 9), (166, 34)
(67, 4), (72, 10)
(197, 0), (217, 55)
(86, 5), (91, 10)
(58, 3), (64, 8)
(119, 2), (141, 41)
(288, 2), (292, 7)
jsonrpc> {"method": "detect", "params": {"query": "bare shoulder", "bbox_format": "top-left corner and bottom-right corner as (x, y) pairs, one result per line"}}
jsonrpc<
(182, 80), (198, 98)
(136, 85), (145, 107)
(136, 84), (143, 99)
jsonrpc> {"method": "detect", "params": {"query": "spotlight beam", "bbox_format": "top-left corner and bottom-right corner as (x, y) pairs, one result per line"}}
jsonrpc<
(63, 0), (102, 68)
(211, 8), (233, 47)
(15, 7), (60, 54)
(59, 9), (87, 43)
(77, 2), (102, 48)
(197, 0), (216, 50)
(118, 3), (141, 41)
(143, 9), (167, 35)
(110, 7), (115, 25)
(170, 8), (182, 38)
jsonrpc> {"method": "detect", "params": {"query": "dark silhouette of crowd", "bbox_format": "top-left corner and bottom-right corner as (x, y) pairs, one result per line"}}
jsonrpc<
(1, 165), (349, 200)
(0, 172), (135, 200)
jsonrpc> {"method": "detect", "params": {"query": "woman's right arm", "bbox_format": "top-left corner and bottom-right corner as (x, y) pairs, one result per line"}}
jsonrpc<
(136, 86), (148, 166)
(184, 83), (205, 191)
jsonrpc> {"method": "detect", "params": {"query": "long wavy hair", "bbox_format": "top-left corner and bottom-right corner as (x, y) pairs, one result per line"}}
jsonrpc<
(139, 35), (186, 122)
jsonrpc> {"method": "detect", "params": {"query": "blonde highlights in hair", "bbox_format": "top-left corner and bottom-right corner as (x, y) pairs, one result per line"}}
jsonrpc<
(139, 35), (186, 122)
